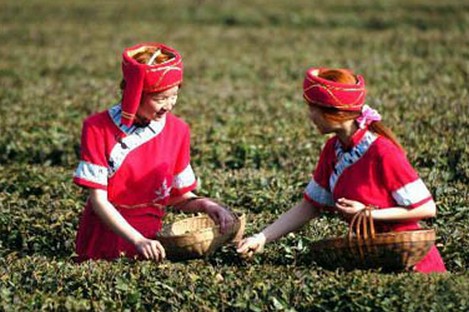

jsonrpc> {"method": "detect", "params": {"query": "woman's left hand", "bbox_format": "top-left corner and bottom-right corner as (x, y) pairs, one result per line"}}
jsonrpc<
(335, 198), (366, 217)
(199, 199), (235, 234)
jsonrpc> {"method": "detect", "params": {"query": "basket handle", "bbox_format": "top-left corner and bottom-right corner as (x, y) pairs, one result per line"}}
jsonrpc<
(347, 206), (375, 261)
(366, 207), (376, 239)
(348, 206), (376, 241)
(348, 210), (361, 241)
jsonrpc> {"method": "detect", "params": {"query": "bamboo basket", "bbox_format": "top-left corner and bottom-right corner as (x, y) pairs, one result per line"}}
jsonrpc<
(310, 208), (435, 271)
(157, 213), (246, 261)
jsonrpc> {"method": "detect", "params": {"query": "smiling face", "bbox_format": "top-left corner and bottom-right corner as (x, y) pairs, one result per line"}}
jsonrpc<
(136, 86), (179, 123)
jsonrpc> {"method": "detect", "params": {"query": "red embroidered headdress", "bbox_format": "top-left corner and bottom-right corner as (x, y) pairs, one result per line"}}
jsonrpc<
(303, 67), (366, 111)
(121, 43), (183, 126)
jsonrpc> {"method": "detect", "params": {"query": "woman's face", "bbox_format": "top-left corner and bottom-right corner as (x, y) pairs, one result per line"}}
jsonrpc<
(307, 103), (337, 134)
(137, 86), (179, 122)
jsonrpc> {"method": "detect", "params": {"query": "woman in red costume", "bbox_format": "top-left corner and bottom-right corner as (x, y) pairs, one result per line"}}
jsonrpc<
(74, 43), (234, 262)
(237, 67), (446, 273)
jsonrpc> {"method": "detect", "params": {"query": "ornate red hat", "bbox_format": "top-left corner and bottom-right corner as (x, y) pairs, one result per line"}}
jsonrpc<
(303, 67), (366, 111)
(121, 43), (183, 126)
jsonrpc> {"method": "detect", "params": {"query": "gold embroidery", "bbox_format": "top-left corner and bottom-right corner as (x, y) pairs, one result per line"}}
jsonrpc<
(147, 59), (182, 72)
(303, 81), (365, 108)
(304, 77), (365, 92)
(146, 81), (182, 93)
(115, 201), (164, 210)
(121, 111), (135, 118)
(144, 66), (183, 92)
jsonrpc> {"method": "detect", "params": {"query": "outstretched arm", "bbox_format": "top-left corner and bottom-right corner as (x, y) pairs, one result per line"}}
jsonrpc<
(237, 199), (320, 257)
(372, 200), (436, 221)
(335, 197), (437, 221)
(89, 189), (166, 261)
(262, 199), (320, 243)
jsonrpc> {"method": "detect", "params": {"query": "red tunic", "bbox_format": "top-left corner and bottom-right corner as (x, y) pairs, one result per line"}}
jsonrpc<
(73, 104), (197, 261)
(304, 128), (446, 273)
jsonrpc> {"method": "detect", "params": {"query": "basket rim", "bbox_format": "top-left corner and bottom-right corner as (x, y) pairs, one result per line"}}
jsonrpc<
(157, 213), (245, 239)
(311, 228), (436, 248)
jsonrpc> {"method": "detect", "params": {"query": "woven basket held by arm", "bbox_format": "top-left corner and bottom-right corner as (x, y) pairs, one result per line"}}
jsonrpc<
(310, 207), (435, 271)
(157, 213), (246, 261)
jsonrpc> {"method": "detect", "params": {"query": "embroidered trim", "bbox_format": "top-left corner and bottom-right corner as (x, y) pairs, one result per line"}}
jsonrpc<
(121, 111), (135, 119)
(392, 179), (431, 206)
(109, 104), (138, 135)
(115, 201), (165, 210)
(108, 104), (166, 177)
(303, 77), (366, 108)
(329, 131), (377, 192)
(303, 94), (364, 110)
(144, 69), (182, 92)
(304, 179), (334, 207)
(147, 59), (182, 72)
(145, 80), (181, 93)
(155, 178), (172, 201)
(74, 161), (108, 186)
(303, 79), (365, 92)
(172, 164), (196, 189)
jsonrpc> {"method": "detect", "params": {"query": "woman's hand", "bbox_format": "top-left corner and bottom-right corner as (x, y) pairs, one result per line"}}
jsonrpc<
(335, 198), (366, 218)
(236, 233), (266, 258)
(170, 193), (235, 233)
(134, 237), (166, 262)
(200, 199), (235, 234)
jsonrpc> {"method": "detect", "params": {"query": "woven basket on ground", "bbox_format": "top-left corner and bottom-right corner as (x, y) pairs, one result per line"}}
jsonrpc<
(310, 207), (435, 271)
(157, 213), (246, 261)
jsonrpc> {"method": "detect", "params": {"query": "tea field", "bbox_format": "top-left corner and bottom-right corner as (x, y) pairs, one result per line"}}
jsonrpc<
(0, 0), (468, 310)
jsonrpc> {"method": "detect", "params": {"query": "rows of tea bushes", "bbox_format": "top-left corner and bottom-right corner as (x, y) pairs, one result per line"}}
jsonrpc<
(1, 254), (468, 311)
(1, 0), (468, 310)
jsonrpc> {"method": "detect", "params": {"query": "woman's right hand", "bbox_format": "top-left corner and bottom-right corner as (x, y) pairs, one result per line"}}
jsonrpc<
(134, 238), (166, 262)
(236, 233), (266, 258)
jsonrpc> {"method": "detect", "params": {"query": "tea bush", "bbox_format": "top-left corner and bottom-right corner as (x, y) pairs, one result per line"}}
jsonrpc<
(1, 0), (468, 310)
